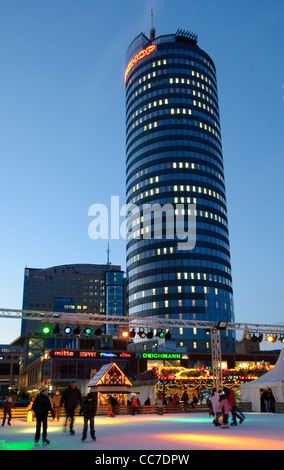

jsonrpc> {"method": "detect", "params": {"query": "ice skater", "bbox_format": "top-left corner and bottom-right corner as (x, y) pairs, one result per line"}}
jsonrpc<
(60, 381), (82, 434)
(215, 394), (232, 428)
(1, 397), (15, 426)
(81, 393), (97, 441)
(32, 385), (55, 444)
(224, 387), (245, 425)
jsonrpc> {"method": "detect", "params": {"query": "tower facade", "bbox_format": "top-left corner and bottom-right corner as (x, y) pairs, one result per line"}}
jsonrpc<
(125, 30), (235, 352)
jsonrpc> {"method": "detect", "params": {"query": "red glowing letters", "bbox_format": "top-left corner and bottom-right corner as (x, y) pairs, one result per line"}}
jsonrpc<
(125, 45), (156, 83)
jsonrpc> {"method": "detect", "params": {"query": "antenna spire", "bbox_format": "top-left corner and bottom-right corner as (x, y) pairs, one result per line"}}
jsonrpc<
(106, 242), (111, 265)
(150, 8), (155, 41)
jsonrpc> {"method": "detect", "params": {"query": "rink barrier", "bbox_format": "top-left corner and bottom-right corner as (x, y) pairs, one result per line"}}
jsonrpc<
(239, 402), (252, 412)
(3, 402), (283, 418)
(96, 403), (209, 415)
(0, 403), (209, 419)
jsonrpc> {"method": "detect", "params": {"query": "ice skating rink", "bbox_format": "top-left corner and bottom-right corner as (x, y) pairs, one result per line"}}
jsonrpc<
(1, 412), (284, 451)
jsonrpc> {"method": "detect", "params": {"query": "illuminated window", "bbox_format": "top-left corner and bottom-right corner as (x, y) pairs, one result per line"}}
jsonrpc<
(165, 300), (169, 307)
(193, 342), (197, 349)
(164, 287), (168, 294)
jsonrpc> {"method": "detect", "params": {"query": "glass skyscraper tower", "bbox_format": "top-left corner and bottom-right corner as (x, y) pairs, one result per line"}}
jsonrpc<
(125, 30), (235, 353)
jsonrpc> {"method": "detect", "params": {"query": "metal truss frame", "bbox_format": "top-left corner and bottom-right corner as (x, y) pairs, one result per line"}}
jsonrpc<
(1, 307), (283, 390)
(1, 308), (284, 335)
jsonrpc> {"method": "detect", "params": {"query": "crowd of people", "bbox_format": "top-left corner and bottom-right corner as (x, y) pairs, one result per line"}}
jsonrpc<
(29, 381), (97, 444)
(208, 387), (246, 428)
(0, 383), (277, 444)
(261, 388), (276, 412)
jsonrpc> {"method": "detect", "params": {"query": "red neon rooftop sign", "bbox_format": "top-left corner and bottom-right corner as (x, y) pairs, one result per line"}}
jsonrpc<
(125, 45), (156, 83)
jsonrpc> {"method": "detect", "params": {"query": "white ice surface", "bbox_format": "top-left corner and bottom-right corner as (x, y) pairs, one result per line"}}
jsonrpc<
(1, 412), (283, 451)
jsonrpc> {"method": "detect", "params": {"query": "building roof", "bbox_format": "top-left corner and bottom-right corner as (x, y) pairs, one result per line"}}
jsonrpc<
(87, 362), (132, 388)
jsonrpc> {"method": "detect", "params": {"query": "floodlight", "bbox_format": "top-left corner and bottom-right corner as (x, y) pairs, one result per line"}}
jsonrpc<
(84, 327), (92, 335)
(217, 321), (228, 330)
(73, 327), (81, 336)
(165, 331), (172, 339)
(41, 325), (51, 335)
(252, 334), (263, 343)
(265, 334), (277, 343)
(53, 324), (60, 335)
(157, 330), (165, 338)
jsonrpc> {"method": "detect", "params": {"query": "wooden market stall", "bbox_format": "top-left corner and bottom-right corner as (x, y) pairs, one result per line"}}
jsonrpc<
(87, 362), (133, 413)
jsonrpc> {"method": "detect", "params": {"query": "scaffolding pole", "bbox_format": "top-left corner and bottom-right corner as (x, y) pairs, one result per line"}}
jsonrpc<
(210, 328), (223, 391)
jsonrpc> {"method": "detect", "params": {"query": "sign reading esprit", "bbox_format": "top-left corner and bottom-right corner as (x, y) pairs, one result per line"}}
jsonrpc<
(50, 350), (133, 359)
(125, 45), (156, 83)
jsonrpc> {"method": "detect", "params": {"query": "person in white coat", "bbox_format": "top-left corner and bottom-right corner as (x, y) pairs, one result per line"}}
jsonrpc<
(210, 388), (222, 426)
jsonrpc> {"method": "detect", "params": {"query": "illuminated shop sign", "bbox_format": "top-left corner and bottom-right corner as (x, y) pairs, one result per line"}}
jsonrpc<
(125, 45), (156, 83)
(139, 353), (181, 360)
(50, 350), (132, 359)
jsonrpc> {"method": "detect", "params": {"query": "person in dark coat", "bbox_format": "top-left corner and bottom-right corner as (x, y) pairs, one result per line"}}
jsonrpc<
(1, 397), (15, 426)
(32, 385), (55, 444)
(81, 393), (97, 441)
(60, 381), (82, 434)
(51, 390), (61, 421)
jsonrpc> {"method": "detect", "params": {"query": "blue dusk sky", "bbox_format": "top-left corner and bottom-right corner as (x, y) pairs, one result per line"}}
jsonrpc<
(0, 0), (283, 346)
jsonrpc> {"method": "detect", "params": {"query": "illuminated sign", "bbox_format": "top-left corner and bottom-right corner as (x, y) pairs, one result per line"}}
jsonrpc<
(50, 350), (133, 359)
(53, 350), (75, 357)
(120, 352), (131, 358)
(100, 352), (117, 358)
(125, 45), (156, 83)
(80, 351), (97, 358)
(139, 353), (181, 360)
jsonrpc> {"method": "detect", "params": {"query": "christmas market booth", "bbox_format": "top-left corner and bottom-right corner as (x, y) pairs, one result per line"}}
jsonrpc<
(129, 362), (273, 410)
(87, 362), (133, 413)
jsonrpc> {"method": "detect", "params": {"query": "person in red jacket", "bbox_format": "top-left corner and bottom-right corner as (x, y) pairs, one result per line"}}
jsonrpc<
(131, 396), (140, 415)
(224, 387), (245, 426)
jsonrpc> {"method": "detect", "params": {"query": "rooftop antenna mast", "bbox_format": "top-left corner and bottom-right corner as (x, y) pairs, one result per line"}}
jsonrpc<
(106, 242), (111, 265)
(150, 8), (155, 41)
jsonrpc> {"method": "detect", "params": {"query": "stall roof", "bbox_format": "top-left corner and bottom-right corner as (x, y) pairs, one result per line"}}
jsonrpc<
(87, 362), (132, 388)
